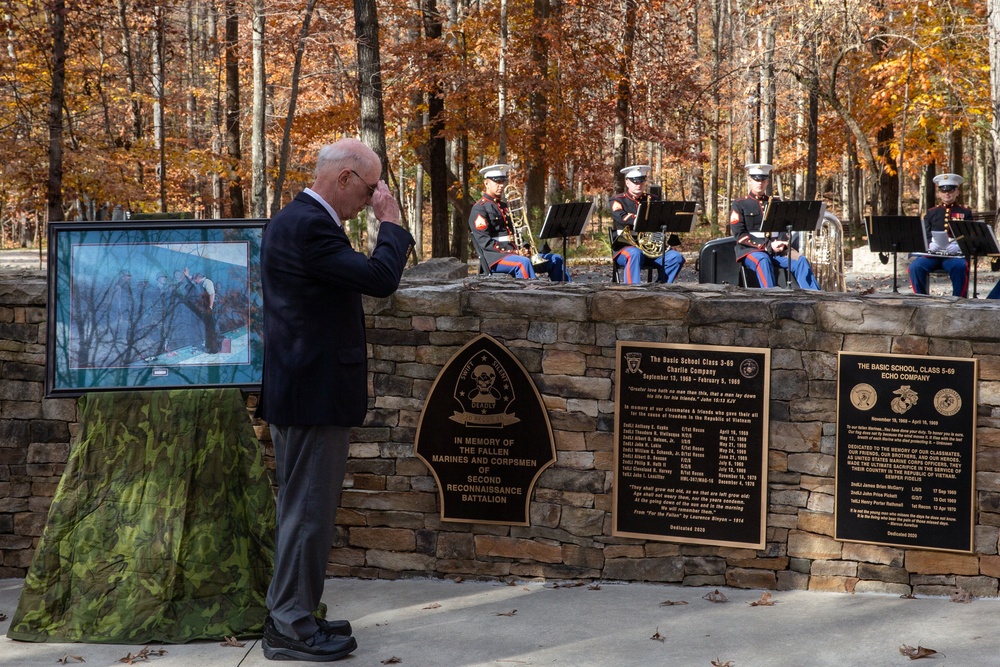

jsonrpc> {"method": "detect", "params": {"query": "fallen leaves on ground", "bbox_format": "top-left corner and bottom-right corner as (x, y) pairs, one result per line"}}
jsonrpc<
(711, 660), (735, 666)
(58, 655), (85, 664)
(495, 609), (517, 616)
(0, 612), (7, 621)
(422, 603), (441, 610)
(950, 588), (973, 603)
(220, 636), (245, 647)
(899, 644), (940, 660)
(546, 581), (585, 589)
(659, 600), (688, 606)
(703, 589), (729, 603)
(900, 594), (917, 599)
(650, 627), (665, 642)
(381, 657), (402, 664)
(588, 584), (602, 590)
(749, 592), (774, 607)
(119, 647), (168, 664)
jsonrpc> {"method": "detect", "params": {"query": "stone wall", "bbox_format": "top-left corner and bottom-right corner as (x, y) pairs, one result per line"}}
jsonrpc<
(4, 271), (1000, 596)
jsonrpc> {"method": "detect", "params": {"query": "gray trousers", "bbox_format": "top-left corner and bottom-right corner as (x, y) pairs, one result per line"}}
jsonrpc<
(267, 424), (351, 640)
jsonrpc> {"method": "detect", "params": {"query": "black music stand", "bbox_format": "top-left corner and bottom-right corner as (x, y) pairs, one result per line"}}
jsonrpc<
(539, 202), (595, 282)
(760, 201), (826, 289)
(634, 200), (698, 270)
(865, 215), (924, 293)
(949, 219), (1000, 298)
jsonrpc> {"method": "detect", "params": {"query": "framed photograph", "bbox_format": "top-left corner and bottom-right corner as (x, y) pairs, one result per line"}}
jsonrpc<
(46, 219), (265, 397)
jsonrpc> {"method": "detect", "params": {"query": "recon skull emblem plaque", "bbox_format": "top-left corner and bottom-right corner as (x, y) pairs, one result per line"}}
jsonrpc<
(415, 334), (556, 524)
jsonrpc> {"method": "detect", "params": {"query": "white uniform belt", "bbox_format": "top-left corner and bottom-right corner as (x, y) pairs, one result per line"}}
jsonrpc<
(495, 235), (511, 242)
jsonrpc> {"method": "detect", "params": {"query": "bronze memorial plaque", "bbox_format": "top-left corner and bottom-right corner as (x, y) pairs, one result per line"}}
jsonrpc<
(613, 342), (770, 549)
(414, 334), (556, 525)
(835, 353), (977, 553)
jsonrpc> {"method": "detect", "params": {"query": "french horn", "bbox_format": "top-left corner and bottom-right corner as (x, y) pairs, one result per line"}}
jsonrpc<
(619, 194), (665, 259)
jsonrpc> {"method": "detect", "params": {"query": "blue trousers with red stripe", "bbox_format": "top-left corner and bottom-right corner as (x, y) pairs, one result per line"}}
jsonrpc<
(614, 246), (684, 284)
(491, 252), (569, 281)
(742, 251), (820, 290)
(907, 255), (968, 297)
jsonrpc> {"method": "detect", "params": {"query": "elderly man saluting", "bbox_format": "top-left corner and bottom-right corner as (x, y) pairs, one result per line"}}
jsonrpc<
(258, 138), (414, 662)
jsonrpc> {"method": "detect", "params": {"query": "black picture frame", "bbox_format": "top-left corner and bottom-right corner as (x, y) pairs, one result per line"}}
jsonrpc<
(46, 219), (265, 397)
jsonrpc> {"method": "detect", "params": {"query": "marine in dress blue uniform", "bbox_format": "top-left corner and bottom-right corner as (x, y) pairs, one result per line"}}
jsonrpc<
(468, 164), (568, 281)
(729, 162), (820, 290)
(609, 164), (685, 284)
(908, 173), (970, 297)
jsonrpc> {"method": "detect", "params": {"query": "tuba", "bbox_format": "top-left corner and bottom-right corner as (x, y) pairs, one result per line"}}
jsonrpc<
(619, 195), (665, 258)
(504, 183), (543, 264)
(802, 210), (846, 291)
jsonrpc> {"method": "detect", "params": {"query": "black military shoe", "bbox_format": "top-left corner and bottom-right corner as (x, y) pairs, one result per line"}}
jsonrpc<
(263, 617), (357, 662)
(316, 617), (353, 637)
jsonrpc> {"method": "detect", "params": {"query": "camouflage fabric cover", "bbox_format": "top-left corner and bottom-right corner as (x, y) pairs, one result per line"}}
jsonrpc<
(8, 389), (275, 643)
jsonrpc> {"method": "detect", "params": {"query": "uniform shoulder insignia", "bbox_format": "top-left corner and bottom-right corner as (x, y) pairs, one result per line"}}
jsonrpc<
(474, 214), (488, 231)
(612, 200), (623, 211)
(729, 209), (741, 225)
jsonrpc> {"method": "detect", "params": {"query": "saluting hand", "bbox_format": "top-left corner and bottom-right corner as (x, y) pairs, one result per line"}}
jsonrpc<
(371, 181), (400, 225)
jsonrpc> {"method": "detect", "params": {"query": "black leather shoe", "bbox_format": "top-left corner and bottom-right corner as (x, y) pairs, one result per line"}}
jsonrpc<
(266, 614), (352, 638)
(317, 617), (352, 637)
(263, 617), (357, 662)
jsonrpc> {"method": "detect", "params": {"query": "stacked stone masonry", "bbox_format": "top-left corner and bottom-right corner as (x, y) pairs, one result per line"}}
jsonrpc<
(3, 270), (1000, 596)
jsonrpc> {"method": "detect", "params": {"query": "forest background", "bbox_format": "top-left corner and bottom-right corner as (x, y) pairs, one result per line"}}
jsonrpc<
(4, 0), (1000, 263)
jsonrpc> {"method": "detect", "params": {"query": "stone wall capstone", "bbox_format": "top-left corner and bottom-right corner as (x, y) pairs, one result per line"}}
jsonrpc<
(4, 272), (1000, 597)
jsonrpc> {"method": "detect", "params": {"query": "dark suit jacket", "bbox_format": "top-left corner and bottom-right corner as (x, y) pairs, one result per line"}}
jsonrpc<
(257, 192), (414, 426)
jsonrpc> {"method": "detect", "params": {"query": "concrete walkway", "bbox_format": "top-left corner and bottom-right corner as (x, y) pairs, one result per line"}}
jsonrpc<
(1, 577), (998, 666)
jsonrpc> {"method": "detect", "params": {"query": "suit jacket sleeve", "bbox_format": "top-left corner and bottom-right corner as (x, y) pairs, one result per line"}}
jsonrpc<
(258, 194), (415, 426)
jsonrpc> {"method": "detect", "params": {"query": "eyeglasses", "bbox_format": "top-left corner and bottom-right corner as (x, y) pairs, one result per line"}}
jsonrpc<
(350, 170), (378, 198)
(938, 185), (958, 193)
(627, 176), (647, 184)
(749, 175), (770, 182)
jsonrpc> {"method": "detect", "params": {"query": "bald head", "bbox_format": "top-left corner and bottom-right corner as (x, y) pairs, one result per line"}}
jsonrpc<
(315, 138), (379, 180)
(309, 138), (384, 221)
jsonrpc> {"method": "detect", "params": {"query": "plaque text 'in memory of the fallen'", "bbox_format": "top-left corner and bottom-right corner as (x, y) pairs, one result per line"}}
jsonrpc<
(414, 334), (556, 525)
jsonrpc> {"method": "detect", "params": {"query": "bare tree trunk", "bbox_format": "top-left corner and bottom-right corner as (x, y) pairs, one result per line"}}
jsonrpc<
(975, 132), (994, 212)
(356, 0), (390, 252)
(250, 0), (267, 218)
(266, 84), (277, 213)
(47, 0), (67, 224)
(270, 0), (319, 217)
(209, 4), (224, 218)
(225, 0), (245, 218)
(524, 0), (549, 223)
(950, 128), (963, 178)
(498, 0), (508, 161)
(422, 0), (449, 257)
(990, 0), (1000, 207)
(806, 79), (818, 200)
(877, 124), (898, 215)
(152, 6), (166, 212)
(758, 14), (776, 164)
(707, 0), (724, 234)
(115, 0), (142, 143)
(446, 0), (469, 261)
(186, 0), (203, 214)
(405, 0), (425, 251)
(612, 0), (635, 194)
